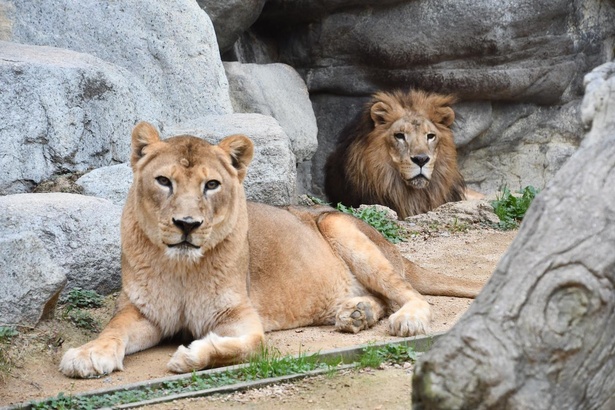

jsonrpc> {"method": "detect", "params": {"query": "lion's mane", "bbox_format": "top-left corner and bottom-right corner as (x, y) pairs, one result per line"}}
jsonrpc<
(324, 89), (466, 219)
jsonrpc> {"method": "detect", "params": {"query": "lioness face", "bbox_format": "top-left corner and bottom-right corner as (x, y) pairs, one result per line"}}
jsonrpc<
(385, 115), (441, 189)
(130, 122), (253, 261)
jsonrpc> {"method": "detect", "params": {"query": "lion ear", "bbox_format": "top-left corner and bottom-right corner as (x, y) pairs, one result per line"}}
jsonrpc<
(218, 134), (254, 182)
(437, 106), (455, 127)
(131, 121), (161, 167)
(370, 101), (391, 126)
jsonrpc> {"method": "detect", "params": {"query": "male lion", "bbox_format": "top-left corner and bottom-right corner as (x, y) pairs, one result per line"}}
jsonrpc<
(325, 89), (466, 219)
(59, 122), (481, 378)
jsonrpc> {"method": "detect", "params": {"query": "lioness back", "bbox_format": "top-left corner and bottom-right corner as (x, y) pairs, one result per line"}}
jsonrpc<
(246, 202), (352, 330)
(325, 89), (466, 219)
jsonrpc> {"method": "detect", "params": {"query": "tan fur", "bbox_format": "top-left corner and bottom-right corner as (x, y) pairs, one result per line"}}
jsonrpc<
(59, 122), (482, 378)
(325, 89), (467, 219)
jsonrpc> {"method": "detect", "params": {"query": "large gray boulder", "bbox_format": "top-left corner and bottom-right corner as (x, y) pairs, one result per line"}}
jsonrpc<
(78, 114), (298, 206)
(224, 62), (318, 163)
(0, 194), (122, 296)
(76, 164), (133, 207)
(457, 101), (583, 193)
(254, 0), (612, 103)
(0, 41), (162, 194)
(4, 0), (232, 122)
(197, 0), (266, 52)
(0, 232), (67, 327)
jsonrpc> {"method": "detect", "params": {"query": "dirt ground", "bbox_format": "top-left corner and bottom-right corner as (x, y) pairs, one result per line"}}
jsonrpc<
(0, 201), (517, 408)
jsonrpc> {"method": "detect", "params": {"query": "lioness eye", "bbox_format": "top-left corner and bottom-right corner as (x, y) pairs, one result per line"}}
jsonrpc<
(427, 133), (436, 141)
(156, 176), (171, 187)
(205, 180), (220, 191)
(394, 133), (405, 140)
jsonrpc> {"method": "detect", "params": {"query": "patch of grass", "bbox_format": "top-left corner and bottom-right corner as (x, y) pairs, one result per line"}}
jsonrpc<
(30, 345), (337, 409)
(359, 343), (418, 368)
(0, 326), (18, 382)
(29, 342), (423, 409)
(336, 203), (404, 243)
(59, 288), (104, 332)
(0, 326), (18, 341)
(64, 309), (100, 332)
(490, 185), (538, 230)
(306, 196), (404, 243)
(62, 288), (104, 309)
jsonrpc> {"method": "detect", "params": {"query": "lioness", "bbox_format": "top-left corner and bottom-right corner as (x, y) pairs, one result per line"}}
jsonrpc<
(59, 122), (481, 378)
(325, 89), (467, 219)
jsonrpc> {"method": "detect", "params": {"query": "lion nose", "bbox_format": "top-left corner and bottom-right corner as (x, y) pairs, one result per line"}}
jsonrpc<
(173, 217), (203, 235)
(411, 155), (430, 167)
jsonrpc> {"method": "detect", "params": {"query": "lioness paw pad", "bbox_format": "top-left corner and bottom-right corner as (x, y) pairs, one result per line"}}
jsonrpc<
(336, 300), (378, 333)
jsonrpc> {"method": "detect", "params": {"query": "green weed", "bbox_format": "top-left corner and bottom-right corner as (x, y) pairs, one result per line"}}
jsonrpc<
(490, 185), (538, 230)
(62, 288), (104, 309)
(305, 196), (404, 243)
(0, 326), (18, 382)
(359, 343), (418, 368)
(336, 203), (404, 243)
(59, 288), (104, 332)
(65, 309), (100, 332)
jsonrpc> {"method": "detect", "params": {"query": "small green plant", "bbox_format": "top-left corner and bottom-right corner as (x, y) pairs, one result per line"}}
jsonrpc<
(59, 288), (104, 332)
(305, 196), (404, 243)
(0, 326), (18, 341)
(336, 203), (404, 243)
(65, 309), (100, 332)
(62, 288), (104, 309)
(359, 343), (418, 368)
(490, 185), (538, 230)
(0, 326), (18, 382)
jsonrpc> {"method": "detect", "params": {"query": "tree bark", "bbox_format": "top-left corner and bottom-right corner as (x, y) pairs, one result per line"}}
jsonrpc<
(412, 134), (615, 409)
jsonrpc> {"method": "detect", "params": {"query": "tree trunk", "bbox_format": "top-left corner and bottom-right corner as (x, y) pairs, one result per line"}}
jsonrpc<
(412, 131), (615, 406)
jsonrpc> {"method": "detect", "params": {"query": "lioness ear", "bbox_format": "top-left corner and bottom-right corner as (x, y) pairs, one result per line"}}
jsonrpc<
(370, 101), (391, 126)
(131, 122), (161, 167)
(218, 134), (254, 182)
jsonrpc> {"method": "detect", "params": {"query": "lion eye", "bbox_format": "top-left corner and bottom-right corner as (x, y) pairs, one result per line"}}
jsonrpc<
(427, 133), (436, 141)
(394, 133), (405, 140)
(205, 180), (221, 191)
(156, 176), (172, 187)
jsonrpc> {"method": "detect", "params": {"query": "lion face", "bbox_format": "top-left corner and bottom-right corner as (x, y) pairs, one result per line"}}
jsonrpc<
(385, 116), (441, 188)
(369, 91), (456, 190)
(129, 122), (254, 262)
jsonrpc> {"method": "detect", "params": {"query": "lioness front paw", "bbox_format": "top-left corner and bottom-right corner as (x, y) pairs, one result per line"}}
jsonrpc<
(388, 299), (431, 337)
(167, 339), (210, 373)
(59, 340), (124, 378)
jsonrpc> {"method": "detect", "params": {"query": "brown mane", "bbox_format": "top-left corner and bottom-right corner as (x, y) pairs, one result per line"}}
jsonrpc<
(324, 89), (466, 219)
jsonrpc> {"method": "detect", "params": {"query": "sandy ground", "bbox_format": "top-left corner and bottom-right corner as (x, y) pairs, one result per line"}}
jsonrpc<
(0, 204), (517, 408)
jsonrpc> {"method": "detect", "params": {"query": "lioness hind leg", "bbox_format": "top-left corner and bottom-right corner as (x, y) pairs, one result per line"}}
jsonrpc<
(317, 212), (431, 336)
(336, 296), (385, 333)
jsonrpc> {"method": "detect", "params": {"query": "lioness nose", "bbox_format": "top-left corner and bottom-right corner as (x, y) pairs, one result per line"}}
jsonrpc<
(173, 217), (203, 235)
(411, 155), (430, 167)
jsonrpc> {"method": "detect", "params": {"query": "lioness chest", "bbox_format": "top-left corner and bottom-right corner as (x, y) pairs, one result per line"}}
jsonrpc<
(124, 257), (248, 339)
